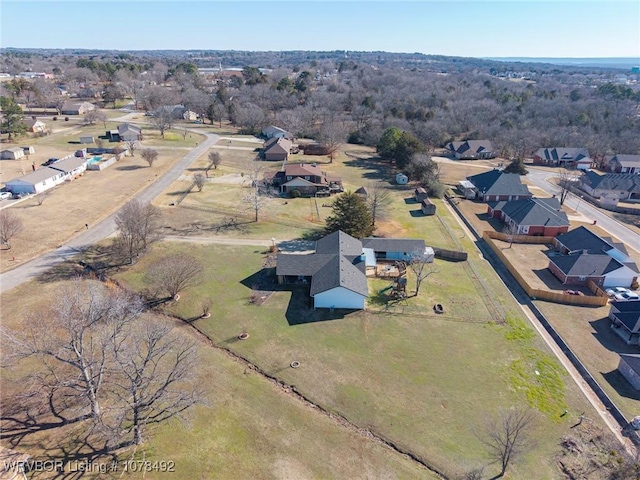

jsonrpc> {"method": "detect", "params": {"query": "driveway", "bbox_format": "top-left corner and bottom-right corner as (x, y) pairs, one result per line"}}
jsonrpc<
(0, 132), (220, 293)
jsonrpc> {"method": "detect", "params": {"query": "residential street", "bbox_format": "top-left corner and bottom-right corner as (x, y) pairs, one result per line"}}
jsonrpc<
(0, 132), (220, 293)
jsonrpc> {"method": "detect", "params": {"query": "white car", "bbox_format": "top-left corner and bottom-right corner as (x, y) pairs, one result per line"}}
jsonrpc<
(614, 291), (640, 301)
(0, 192), (12, 200)
(606, 287), (631, 297)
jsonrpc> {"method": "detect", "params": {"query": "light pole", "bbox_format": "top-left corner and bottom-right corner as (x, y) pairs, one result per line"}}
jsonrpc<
(576, 195), (584, 213)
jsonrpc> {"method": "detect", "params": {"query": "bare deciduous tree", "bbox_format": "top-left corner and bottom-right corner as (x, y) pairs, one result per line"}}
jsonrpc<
(114, 200), (161, 263)
(151, 106), (175, 139)
(1, 281), (144, 422)
(367, 183), (392, 227)
(503, 222), (520, 249)
(193, 173), (206, 192)
(145, 253), (203, 300)
(0, 209), (23, 250)
(318, 120), (346, 163)
(480, 407), (536, 478)
(556, 170), (580, 206)
(141, 148), (159, 167)
(83, 109), (108, 126)
(207, 150), (221, 174)
(111, 320), (201, 446)
(407, 253), (438, 296)
(35, 190), (50, 206)
(125, 138), (138, 156)
(244, 161), (270, 222)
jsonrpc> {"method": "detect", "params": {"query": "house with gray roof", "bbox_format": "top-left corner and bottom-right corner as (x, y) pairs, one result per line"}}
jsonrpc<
(446, 140), (496, 160)
(549, 226), (639, 288)
(578, 171), (640, 201)
(618, 354), (640, 390)
(4, 167), (66, 195)
(276, 231), (434, 309)
(49, 156), (87, 177)
(466, 169), (532, 202)
(609, 301), (640, 346)
(61, 101), (95, 115)
(0, 147), (25, 160)
(533, 147), (592, 169)
(607, 154), (640, 174)
(487, 197), (570, 236)
(262, 125), (293, 140)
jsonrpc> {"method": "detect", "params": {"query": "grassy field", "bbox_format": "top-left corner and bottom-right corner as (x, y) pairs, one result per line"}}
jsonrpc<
(107, 239), (601, 479)
(0, 280), (430, 480)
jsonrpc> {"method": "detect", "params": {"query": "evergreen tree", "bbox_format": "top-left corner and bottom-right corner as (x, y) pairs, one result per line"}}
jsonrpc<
(325, 192), (374, 238)
(0, 97), (27, 140)
(504, 158), (528, 175)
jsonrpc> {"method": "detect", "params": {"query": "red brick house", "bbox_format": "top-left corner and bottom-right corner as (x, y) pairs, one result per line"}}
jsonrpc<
(487, 197), (570, 236)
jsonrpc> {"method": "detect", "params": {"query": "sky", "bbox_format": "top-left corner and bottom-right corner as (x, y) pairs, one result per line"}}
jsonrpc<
(1, 1), (639, 58)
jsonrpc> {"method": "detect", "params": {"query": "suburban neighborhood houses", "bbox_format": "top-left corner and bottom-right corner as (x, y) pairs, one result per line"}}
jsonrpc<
(1, 43), (640, 480)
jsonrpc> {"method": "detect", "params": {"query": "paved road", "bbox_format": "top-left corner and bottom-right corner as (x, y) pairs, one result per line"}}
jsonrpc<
(526, 168), (640, 254)
(0, 133), (220, 293)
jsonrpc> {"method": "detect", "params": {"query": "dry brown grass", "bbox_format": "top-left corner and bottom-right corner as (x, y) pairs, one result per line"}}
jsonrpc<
(0, 150), (183, 273)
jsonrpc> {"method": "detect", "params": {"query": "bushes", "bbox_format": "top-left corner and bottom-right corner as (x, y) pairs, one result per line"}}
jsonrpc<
(290, 189), (301, 198)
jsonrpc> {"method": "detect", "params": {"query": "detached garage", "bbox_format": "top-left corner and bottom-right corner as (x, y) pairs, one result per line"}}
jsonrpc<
(1, 147), (25, 160)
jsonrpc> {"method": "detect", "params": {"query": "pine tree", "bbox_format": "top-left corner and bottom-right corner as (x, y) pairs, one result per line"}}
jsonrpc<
(325, 192), (374, 238)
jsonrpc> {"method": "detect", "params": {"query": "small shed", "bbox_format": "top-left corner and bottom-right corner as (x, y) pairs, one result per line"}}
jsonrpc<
(421, 198), (436, 216)
(618, 354), (640, 390)
(414, 187), (428, 202)
(396, 173), (408, 185)
(0, 147), (25, 160)
(79, 136), (95, 144)
(22, 146), (35, 155)
(355, 186), (369, 198)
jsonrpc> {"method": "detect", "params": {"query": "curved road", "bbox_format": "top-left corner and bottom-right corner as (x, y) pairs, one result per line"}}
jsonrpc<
(526, 168), (640, 254)
(0, 132), (220, 293)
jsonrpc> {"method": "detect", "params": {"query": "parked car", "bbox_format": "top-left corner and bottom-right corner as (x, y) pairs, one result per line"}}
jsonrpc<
(42, 158), (58, 166)
(0, 192), (13, 200)
(614, 291), (640, 301)
(12, 192), (25, 199)
(606, 287), (631, 297)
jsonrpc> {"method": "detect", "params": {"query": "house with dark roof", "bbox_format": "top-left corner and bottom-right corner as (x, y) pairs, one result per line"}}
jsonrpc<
(263, 137), (293, 161)
(465, 169), (532, 202)
(107, 123), (142, 142)
(487, 197), (570, 236)
(262, 125), (293, 140)
(578, 171), (640, 201)
(609, 301), (640, 346)
(276, 231), (434, 309)
(548, 226), (639, 287)
(618, 353), (640, 390)
(446, 140), (496, 160)
(607, 154), (640, 174)
(533, 147), (592, 169)
(270, 163), (342, 196)
(276, 231), (369, 309)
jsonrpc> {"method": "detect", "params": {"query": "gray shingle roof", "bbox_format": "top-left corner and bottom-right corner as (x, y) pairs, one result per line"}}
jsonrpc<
(555, 226), (615, 254)
(549, 253), (623, 276)
(581, 171), (640, 193)
(466, 170), (531, 197)
(536, 147), (589, 162)
(448, 140), (494, 154)
(488, 197), (569, 227)
(609, 154), (640, 168)
(620, 353), (640, 374)
(5, 166), (62, 185)
(613, 313), (640, 333)
(276, 230), (368, 297)
(611, 301), (640, 313)
(49, 156), (86, 173)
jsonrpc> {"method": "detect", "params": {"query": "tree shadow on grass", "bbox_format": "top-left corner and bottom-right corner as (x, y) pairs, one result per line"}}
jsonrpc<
(343, 156), (393, 183)
(115, 165), (146, 171)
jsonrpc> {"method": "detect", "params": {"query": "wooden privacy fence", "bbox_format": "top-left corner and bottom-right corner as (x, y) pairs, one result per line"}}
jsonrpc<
(482, 231), (609, 307)
(433, 247), (468, 261)
(485, 230), (555, 244)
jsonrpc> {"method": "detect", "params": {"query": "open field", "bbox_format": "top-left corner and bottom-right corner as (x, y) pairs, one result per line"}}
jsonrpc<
(106, 240), (602, 479)
(0, 279), (430, 480)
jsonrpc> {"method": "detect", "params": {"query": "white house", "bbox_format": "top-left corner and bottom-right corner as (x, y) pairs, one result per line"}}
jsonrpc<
(49, 156), (87, 178)
(262, 125), (293, 140)
(4, 167), (66, 195)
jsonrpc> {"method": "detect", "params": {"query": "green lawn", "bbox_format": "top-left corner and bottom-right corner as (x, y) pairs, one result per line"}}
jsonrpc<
(113, 241), (600, 479)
